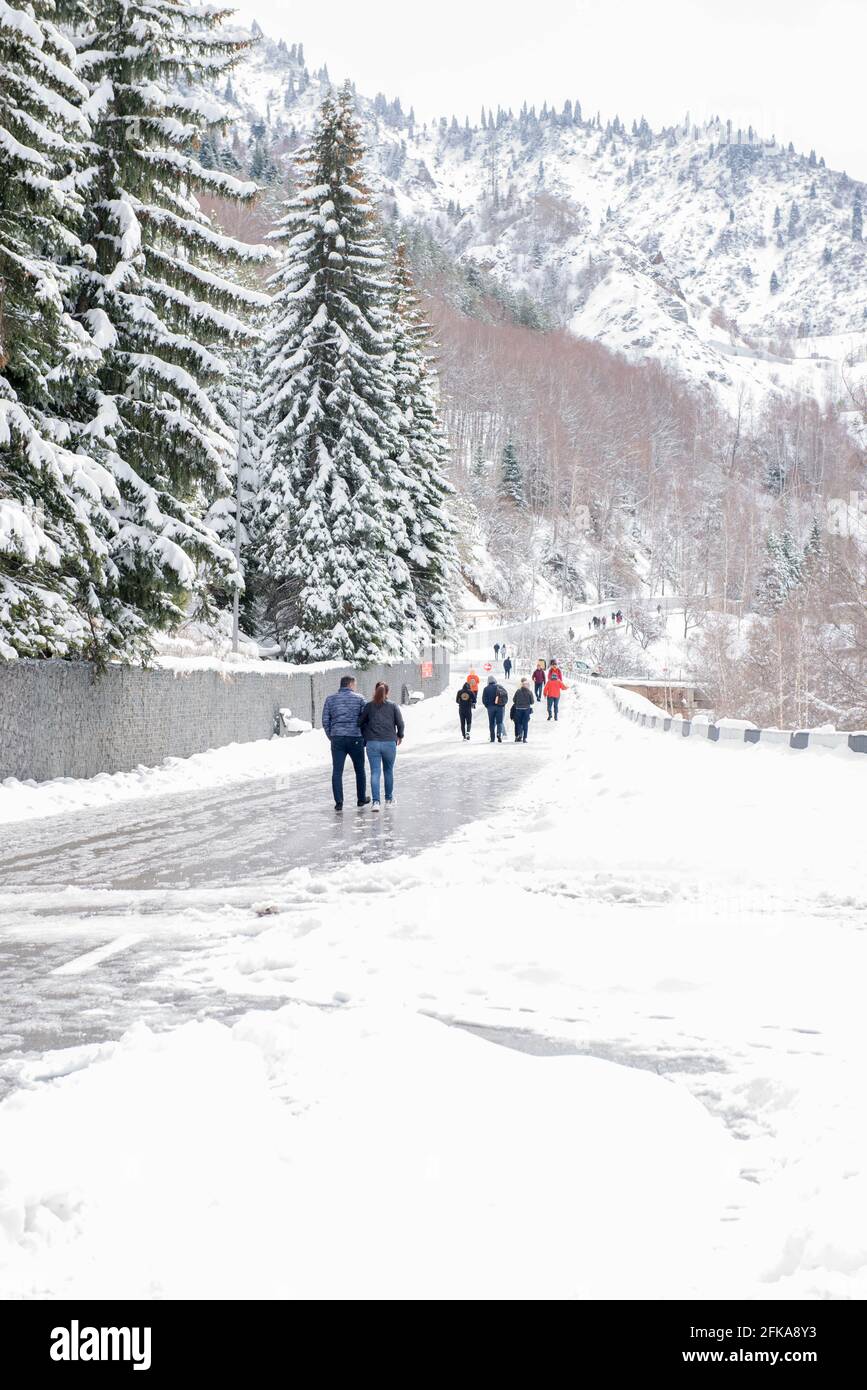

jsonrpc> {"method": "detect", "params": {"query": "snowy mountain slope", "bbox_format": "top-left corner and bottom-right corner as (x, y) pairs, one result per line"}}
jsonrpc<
(202, 29), (867, 411)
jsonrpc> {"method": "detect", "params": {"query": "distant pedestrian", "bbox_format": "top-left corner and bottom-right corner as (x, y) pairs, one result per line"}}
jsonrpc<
(360, 682), (404, 811)
(456, 681), (474, 739)
(482, 675), (509, 743)
(602, 616), (607, 628)
(500, 644), (507, 660)
(568, 626), (575, 641)
(544, 673), (569, 721)
(503, 655), (512, 678)
(466, 668), (480, 699)
(322, 674), (370, 810)
(511, 679), (534, 742)
(494, 642), (500, 659)
(616, 610), (623, 624)
(532, 659), (546, 702)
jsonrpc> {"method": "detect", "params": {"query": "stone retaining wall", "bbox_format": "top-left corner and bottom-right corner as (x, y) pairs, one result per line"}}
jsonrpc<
(0, 653), (450, 783)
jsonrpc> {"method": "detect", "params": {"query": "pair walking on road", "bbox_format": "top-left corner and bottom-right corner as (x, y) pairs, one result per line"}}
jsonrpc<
(322, 676), (404, 811)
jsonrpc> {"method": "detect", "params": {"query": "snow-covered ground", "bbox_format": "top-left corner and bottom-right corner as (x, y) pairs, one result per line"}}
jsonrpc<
(0, 676), (864, 1298)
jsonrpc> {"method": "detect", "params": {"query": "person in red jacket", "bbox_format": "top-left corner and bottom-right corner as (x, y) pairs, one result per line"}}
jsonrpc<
(543, 673), (569, 721)
(531, 660), (546, 702)
(547, 661), (563, 683)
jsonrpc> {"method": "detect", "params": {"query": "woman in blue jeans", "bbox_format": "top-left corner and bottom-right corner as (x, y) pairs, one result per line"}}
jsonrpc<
(359, 682), (405, 811)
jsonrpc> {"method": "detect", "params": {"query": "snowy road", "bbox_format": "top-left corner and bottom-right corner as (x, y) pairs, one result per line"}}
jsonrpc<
(1, 676), (865, 1299)
(0, 731), (543, 891)
(0, 684), (545, 1067)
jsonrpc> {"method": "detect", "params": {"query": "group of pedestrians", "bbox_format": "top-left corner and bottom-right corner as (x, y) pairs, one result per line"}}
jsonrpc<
(458, 660), (569, 743)
(322, 675), (404, 812)
(588, 611), (622, 631)
(321, 654), (573, 811)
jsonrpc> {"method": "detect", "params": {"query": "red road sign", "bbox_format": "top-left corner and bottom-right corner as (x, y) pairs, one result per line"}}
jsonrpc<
(483, 662), (492, 671)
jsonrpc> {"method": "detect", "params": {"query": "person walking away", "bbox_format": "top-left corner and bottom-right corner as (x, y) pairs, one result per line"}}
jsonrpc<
(503, 655), (513, 679)
(602, 616), (606, 628)
(466, 668), (480, 700)
(482, 675), (509, 742)
(360, 682), (404, 811)
(322, 675), (370, 810)
(544, 672), (569, 721)
(456, 681), (474, 739)
(512, 679), (534, 742)
(494, 642), (500, 660)
(532, 659), (546, 702)
(500, 644), (507, 661)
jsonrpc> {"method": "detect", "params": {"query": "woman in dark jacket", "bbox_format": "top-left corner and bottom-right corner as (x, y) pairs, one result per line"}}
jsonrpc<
(360, 683), (404, 810)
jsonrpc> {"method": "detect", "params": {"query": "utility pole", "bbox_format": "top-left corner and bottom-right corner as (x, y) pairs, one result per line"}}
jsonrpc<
(231, 353), (247, 655)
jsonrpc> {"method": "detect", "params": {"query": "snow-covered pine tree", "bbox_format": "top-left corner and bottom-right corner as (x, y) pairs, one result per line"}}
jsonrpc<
(500, 441), (524, 505)
(72, 1), (271, 638)
(256, 83), (419, 662)
(0, 0), (139, 660)
(388, 242), (458, 641)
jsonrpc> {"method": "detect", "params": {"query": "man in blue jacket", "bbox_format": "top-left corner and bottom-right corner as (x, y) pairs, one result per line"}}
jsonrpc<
(322, 675), (370, 810)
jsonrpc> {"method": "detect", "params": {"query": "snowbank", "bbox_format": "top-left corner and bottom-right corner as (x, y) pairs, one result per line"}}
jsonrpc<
(0, 1006), (738, 1300)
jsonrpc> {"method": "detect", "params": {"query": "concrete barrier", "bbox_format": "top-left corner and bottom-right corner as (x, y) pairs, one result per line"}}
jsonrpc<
(0, 650), (451, 782)
(570, 672), (866, 756)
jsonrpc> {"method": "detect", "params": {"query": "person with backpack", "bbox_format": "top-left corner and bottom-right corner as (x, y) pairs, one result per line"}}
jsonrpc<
(532, 659), (546, 702)
(511, 678), (534, 742)
(544, 672), (569, 721)
(482, 675), (508, 742)
(548, 660), (563, 682)
(359, 682), (404, 811)
(503, 655), (512, 679)
(456, 681), (475, 739)
(466, 668), (480, 700)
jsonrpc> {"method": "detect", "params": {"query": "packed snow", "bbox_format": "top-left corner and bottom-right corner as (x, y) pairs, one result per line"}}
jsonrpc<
(0, 675), (864, 1299)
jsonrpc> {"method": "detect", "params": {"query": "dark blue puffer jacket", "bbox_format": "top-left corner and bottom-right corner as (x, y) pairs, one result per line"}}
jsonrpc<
(322, 686), (365, 738)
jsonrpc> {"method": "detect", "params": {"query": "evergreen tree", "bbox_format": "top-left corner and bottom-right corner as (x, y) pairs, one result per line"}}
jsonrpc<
(256, 85), (419, 661)
(853, 199), (863, 242)
(388, 243), (458, 640)
(500, 441), (523, 506)
(759, 529), (801, 609)
(73, 1), (268, 638)
(769, 271), (780, 294)
(802, 517), (823, 579)
(787, 201), (801, 237)
(0, 0), (137, 659)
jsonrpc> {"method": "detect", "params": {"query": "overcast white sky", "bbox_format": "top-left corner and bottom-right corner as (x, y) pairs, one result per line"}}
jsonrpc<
(234, 0), (867, 180)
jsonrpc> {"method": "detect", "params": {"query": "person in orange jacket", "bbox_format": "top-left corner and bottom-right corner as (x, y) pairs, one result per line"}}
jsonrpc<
(543, 673), (569, 721)
(466, 669), (480, 700)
